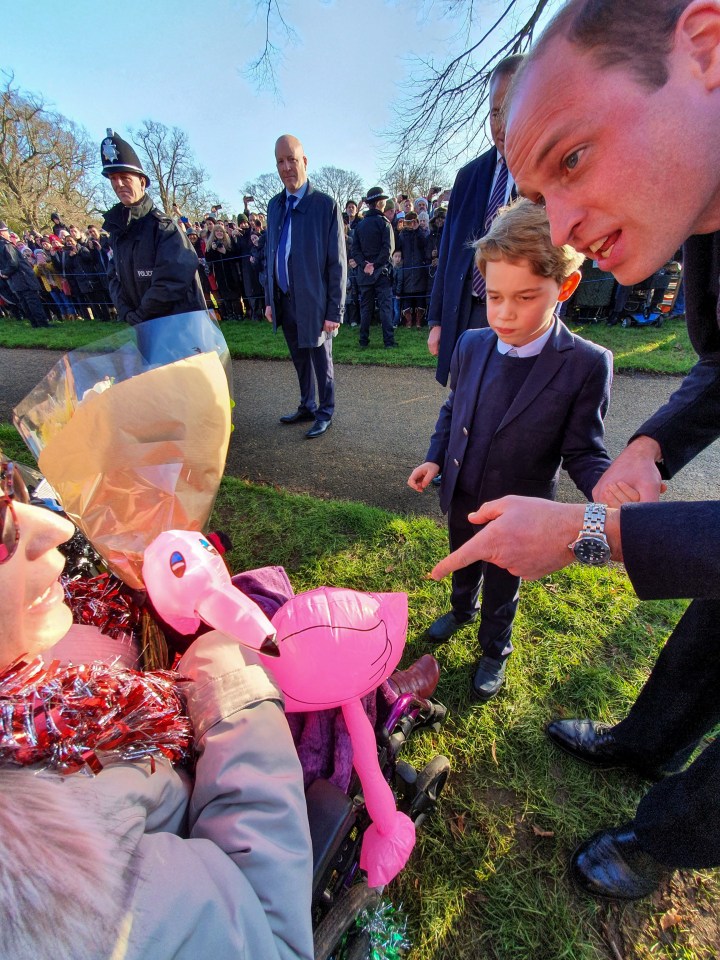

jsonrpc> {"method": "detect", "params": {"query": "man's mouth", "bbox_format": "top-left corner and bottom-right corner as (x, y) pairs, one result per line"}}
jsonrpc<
(587, 230), (621, 261)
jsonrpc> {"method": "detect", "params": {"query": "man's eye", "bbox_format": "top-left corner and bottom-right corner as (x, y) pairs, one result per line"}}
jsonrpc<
(564, 151), (580, 171)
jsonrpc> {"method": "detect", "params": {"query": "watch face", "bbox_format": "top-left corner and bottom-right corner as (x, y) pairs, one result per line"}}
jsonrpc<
(573, 536), (611, 565)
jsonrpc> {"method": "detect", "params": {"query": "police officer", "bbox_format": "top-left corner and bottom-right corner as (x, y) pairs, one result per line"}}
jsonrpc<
(0, 222), (49, 327)
(351, 187), (396, 349)
(100, 129), (206, 327)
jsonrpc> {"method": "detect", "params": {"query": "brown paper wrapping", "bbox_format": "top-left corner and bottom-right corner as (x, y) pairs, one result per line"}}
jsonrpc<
(38, 352), (231, 589)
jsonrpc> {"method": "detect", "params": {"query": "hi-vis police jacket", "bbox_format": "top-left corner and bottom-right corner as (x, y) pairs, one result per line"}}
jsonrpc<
(103, 193), (207, 326)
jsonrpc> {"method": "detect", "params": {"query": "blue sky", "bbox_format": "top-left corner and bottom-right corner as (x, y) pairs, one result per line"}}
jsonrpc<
(2, 0), (559, 211)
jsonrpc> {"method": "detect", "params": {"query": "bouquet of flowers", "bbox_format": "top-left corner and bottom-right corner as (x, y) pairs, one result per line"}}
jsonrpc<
(13, 311), (233, 590)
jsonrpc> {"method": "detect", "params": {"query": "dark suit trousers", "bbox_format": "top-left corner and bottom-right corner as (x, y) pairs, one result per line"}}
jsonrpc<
(610, 598), (720, 868)
(448, 491), (520, 660)
(358, 276), (395, 347)
(276, 290), (335, 421)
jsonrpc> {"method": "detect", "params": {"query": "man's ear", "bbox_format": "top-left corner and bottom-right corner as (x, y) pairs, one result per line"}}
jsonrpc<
(678, 1), (720, 89)
(557, 270), (581, 303)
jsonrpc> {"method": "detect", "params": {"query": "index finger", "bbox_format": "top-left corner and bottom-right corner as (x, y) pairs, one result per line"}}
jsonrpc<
(429, 531), (489, 581)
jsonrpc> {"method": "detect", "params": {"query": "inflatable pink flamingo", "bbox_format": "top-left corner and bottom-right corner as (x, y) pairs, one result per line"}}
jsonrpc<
(143, 531), (415, 887)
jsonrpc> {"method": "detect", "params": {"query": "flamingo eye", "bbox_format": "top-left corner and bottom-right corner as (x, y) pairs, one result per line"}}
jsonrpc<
(170, 551), (186, 577)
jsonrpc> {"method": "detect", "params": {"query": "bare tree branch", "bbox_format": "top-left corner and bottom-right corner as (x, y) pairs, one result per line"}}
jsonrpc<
(0, 72), (100, 230)
(130, 120), (214, 219)
(243, 0), (298, 98)
(384, 0), (555, 168)
(310, 166), (364, 206)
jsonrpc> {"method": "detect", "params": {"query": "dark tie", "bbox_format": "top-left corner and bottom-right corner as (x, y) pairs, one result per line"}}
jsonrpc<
(472, 159), (509, 299)
(277, 194), (296, 293)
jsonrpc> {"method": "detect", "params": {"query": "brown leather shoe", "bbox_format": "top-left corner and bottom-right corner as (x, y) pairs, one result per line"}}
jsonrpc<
(386, 654), (440, 700)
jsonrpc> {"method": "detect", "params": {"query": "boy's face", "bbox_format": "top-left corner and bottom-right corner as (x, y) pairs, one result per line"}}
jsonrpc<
(485, 257), (578, 347)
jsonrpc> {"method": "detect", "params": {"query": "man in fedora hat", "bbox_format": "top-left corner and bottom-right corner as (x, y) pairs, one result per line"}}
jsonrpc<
(100, 129), (206, 328)
(351, 186), (396, 349)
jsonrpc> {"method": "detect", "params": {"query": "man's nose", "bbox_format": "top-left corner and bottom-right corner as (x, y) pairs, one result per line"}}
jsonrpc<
(546, 194), (583, 248)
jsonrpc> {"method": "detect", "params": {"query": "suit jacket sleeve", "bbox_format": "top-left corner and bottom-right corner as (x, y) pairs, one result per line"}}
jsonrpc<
(621, 500), (720, 599)
(426, 334), (464, 467)
(561, 347), (614, 499)
(324, 200), (347, 323)
(629, 356), (720, 478)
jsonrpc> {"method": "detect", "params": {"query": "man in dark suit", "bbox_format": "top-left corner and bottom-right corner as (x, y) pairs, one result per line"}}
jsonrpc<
(431, 0), (720, 901)
(427, 54), (524, 387)
(264, 134), (346, 439)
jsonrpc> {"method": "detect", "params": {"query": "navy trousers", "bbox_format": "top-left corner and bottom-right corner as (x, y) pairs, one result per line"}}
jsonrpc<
(277, 290), (335, 421)
(447, 490), (521, 660)
(612, 598), (720, 869)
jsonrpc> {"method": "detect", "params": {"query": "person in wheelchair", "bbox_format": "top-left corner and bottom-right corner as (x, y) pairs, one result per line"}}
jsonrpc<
(0, 454), (315, 960)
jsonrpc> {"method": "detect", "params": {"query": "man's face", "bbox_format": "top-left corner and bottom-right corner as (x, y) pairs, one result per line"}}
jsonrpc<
(69, 226), (80, 239)
(489, 71), (513, 157)
(505, 36), (720, 285)
(407, 219), (419, 231)
(109, 171), (146, 206)
(275, 136), (308, 193)
(403, 199), (412, 213)
(87, 226), (99, 240)
(346, 202), (357, 218)
(64, 238), (76, 254)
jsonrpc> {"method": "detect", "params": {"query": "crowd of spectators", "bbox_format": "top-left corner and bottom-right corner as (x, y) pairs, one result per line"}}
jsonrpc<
(0, 186), (450, 328)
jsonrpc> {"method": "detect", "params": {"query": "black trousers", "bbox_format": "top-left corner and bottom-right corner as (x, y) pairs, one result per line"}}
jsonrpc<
(358, 276), (395, 347)
(447, 490), (521, 660)
(276, 291), (335, 421)
(610, 598), (720, 869)
(13, 286), (49, 327)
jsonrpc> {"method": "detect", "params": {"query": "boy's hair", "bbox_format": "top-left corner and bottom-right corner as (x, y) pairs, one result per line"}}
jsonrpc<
(474, 197), (584, 285)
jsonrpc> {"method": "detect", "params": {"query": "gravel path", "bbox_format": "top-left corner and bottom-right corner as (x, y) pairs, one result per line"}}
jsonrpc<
(2, 348), (718, 519)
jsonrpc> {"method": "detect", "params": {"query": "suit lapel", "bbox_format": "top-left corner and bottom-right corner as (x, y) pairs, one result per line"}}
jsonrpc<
(496, 319), (573, 431)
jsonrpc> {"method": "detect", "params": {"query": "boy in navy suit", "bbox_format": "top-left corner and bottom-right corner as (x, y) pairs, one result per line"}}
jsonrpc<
(409, 199), (614, 700)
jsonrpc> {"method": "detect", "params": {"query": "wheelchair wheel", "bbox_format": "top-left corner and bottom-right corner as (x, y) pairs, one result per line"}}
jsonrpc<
(313, 880), (380, 960)
(409, 755), (451, 823)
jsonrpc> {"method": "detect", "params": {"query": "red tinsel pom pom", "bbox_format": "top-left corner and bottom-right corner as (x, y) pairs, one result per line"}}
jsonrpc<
(0, 657), (194, 775)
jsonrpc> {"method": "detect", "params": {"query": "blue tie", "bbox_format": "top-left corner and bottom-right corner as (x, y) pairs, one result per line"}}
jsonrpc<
(277, 194), (296, 293)
(473, 159), (509, 299)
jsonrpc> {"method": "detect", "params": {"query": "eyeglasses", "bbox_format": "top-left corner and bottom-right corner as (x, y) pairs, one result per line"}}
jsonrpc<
(1, 461), (29, 565)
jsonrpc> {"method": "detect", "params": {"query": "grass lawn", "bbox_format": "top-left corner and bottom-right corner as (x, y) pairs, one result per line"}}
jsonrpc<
(2, 422), (718, 960)
(0, 313), (697, 375)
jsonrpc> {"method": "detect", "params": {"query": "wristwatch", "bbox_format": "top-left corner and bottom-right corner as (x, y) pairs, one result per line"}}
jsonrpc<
(568, 503), (611, 565)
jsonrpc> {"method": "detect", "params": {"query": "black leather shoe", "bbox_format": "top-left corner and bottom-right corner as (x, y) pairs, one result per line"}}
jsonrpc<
(280, 408), (316, 424)
(305, 419), (332, 439)
(471, 655), (506, 701)
(384, 342), (399, 349)
(572, 825), (667, 900)
(425, 611), (476, 644)
(545, 719), (666, 780)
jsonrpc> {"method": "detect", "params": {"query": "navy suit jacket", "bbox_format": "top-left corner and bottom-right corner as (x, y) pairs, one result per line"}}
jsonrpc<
(426, 318), (613, 515)
(264, 181), (346, 347)
(427, 147), (499, 386)
(621, 229), (720, 600)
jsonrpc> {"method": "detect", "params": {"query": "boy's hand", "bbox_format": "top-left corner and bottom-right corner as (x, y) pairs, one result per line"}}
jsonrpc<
(593, 436), (667, 503)
(427, 325), (441, 356)
(408, 462), (440, 491)
(602, 480), (642, 506)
